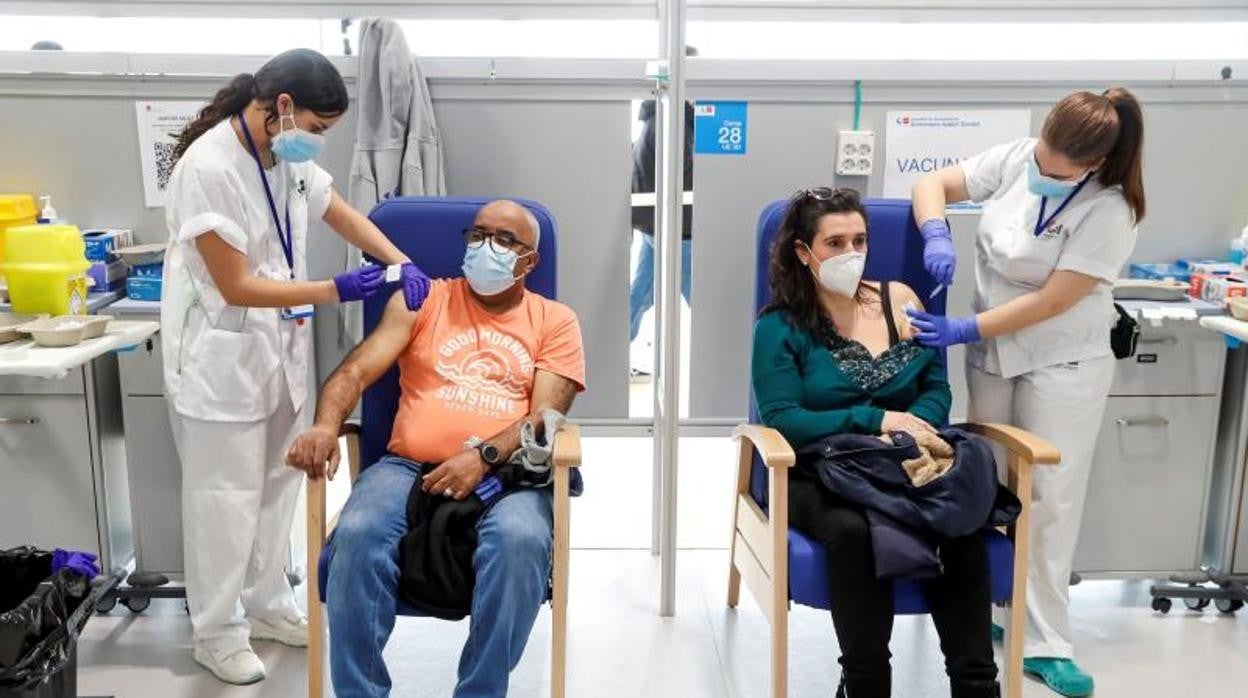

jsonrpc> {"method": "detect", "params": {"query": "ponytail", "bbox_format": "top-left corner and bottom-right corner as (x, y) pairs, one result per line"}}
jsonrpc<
(1099, 87), (1146, 223)
(172, 73), (257, 163)
(1042, 87), (1146, 224)
(172, 48), (349, 164)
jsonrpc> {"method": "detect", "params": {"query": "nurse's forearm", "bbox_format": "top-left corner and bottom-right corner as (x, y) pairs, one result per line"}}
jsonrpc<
(912, 176), (948, 226)
(912, 166), (971, 226)
(323, 190), (410, 265)
(225, 276), (340, 308)
(973, 270), (1099, 339)
(195, 232), (339, 307)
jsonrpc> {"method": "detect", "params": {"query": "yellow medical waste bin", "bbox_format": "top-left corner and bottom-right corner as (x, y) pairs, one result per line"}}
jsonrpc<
(1, 224), (91, 316)
(0, 194), (39, 275)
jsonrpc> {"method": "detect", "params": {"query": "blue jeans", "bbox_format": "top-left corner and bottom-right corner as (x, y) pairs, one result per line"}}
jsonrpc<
(326, 456), (554, 698)
(629, 233), (692, 342)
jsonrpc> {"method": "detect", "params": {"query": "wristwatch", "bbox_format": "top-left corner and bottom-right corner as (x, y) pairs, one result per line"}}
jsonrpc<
(466, 436), (503, 467)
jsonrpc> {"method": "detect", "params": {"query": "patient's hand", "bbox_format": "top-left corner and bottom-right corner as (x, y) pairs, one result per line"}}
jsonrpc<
(286, 425), (341, 481)
(881, 411), (937, 437)
(422, 450), (488, 501)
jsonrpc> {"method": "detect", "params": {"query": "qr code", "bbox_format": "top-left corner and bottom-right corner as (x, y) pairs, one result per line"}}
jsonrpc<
(154, 141), (175, 191)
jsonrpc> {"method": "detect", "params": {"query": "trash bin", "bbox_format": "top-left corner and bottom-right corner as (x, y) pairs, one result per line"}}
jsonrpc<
(0, 547), (107, 698)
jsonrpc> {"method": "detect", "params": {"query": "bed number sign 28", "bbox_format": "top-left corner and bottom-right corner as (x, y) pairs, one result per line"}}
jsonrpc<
(694, 101), (749, 156)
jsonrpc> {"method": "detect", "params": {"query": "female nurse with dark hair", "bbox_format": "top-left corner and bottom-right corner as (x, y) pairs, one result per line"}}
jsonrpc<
(161, 48), (428, 685)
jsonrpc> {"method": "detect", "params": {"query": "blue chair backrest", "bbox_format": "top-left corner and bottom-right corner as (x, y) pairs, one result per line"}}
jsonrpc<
(357, 197), (559, 470)
(748, 198), (946, 508)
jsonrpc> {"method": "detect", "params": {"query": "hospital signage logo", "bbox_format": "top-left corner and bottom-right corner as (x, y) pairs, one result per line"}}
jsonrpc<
(694, 101), (748, 155)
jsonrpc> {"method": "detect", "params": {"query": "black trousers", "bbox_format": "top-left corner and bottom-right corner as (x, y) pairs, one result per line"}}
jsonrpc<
(789, 471), (998, 697)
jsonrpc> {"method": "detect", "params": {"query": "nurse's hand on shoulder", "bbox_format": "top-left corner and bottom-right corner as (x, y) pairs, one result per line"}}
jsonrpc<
(401, 262), (431, 311)
(286, 425), (341, 481)
(906, 308), (981, 349)
(919, 219), (956, 286)
(334, 264), (386, 303)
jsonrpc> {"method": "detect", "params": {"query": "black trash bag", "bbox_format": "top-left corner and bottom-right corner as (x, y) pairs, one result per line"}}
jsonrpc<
(0, 547), (94, 692)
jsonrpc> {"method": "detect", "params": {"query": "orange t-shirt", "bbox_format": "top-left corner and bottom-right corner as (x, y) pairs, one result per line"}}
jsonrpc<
(388, 278), (586, 465)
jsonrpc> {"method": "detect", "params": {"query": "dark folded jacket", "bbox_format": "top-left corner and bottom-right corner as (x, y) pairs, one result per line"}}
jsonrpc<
(797, 427), (1020, 579)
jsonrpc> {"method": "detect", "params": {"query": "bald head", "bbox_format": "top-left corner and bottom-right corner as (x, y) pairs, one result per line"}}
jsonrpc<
(475, 200), (540, 250)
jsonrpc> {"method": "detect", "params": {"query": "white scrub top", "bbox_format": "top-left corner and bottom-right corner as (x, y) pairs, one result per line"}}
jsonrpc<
(161, 119), (333, 422)
(961, 137), (1137, 379)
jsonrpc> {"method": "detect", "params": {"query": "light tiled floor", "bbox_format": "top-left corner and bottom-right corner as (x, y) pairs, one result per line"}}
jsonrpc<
(77, 549), (1248, 697)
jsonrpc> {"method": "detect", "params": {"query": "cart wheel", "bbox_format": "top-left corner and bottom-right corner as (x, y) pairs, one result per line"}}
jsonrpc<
(1151, 596), (1172, 614)
(96, 596), (117, 614)
(123, 596), (151, 614)
(1183, 596), (1209, 611)
(1215, 598), (1244, 614)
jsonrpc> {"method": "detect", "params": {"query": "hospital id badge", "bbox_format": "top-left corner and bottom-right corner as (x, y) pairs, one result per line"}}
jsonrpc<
(282, 304), (314, 323)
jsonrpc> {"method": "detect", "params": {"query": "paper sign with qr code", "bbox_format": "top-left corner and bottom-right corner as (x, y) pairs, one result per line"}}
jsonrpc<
(136, 101), (205, 208)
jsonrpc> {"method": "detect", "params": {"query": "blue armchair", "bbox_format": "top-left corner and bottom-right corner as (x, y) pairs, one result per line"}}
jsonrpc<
(725, 198), (1059, 698)
(306, 197), (581, 698)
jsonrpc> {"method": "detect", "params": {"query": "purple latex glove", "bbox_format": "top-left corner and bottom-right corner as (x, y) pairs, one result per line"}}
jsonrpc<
(333, 264), (385, 303)
(906, 308), (981, 348)
(51, 548), (100, 579)
(919, 219), (956, 287)
(401, 263), (431, 311)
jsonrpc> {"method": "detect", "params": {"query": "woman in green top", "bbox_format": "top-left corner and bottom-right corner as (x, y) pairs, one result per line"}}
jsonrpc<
(752, 188), (998, 698)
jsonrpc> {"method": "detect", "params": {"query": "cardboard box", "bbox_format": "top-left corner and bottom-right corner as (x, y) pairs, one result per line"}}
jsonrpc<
(87, 260), (127, 292)
(130, 263), (163, 278)
(126, 275), (162, 301)
(81, 228), (135, 262)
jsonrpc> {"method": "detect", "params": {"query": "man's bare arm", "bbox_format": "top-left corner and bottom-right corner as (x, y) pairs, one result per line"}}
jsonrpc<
(287, 291), (417, 479)
(313, 291), (416, 431)
(485, 369), (579, 456)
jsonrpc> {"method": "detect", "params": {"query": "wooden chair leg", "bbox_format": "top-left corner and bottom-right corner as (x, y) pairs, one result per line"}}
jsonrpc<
(551, 465), (571, 698)
(307, 475), (327, 698)
(728, 437), (752, 608)
(770, 462), (789, 698)
(1005, 453), (1033, 698)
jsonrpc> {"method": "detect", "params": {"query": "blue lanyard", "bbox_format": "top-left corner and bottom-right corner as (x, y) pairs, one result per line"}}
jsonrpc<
(1034, 176), (1091, 237)
(238, 112), (295, 278)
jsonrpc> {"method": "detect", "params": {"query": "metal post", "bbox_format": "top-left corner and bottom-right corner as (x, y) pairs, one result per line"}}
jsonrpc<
(655, 0), (687, 618)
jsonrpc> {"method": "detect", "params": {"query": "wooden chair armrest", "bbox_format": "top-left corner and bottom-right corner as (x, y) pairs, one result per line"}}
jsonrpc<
(552, 423), (582, 469)
(731, 424), (796, 469)
(961, 422), (1060, 466)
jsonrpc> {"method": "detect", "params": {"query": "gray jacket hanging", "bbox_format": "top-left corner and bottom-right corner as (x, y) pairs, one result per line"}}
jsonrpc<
(343, 18), (447, 346)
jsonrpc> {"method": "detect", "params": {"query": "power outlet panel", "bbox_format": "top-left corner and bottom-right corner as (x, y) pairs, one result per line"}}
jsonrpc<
(836, 130), (875, 176)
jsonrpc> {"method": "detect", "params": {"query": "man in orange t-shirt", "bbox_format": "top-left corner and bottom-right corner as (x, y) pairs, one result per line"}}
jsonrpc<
(286, 200), (584, 697)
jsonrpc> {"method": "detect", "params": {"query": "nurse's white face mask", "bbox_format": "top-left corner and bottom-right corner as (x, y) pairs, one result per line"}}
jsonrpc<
(802, 242), (866, 298)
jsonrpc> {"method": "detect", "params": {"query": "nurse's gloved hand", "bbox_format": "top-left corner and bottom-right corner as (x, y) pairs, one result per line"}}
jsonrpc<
(333, 264), (385, 303)
(401, 263), (431, 311)
(920, 219), (956, 286)
(906, 309), (981, 348)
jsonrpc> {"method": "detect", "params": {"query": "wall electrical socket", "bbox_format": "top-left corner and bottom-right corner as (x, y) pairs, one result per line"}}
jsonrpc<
(836, 130), (875, 176)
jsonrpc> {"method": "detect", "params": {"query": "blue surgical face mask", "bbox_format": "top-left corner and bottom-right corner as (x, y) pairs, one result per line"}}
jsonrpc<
(271, 112), (325, 163)
(1027, 155), (1087, 199)
(462, 244), (532, 296)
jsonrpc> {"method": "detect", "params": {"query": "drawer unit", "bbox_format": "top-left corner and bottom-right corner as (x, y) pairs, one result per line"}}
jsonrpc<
(1075, 395), (1220, 574)
(0, 394), (100, 555)
(1110, 321), (1225, 397)
(118, 335), (165, 397)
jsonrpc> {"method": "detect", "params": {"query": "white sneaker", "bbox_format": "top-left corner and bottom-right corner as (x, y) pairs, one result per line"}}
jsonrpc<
(249, 614), (309, 648)
(193, 645), (266, 685)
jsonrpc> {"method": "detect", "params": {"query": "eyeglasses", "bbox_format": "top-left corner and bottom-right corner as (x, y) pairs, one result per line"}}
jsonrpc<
(463, 227), (533, 254)
(802, 187), (836, 201)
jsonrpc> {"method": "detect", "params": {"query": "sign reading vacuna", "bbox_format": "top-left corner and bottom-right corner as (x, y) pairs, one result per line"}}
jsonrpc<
(883, 110), (1030, 212)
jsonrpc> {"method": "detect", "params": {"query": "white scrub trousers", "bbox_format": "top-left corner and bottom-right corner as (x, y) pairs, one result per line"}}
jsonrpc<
(170, 373), (308, 655)
(969, 354), (1115, 660)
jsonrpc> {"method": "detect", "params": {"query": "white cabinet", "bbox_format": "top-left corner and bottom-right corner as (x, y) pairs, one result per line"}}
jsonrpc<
(1074, 321), (1226, 575)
